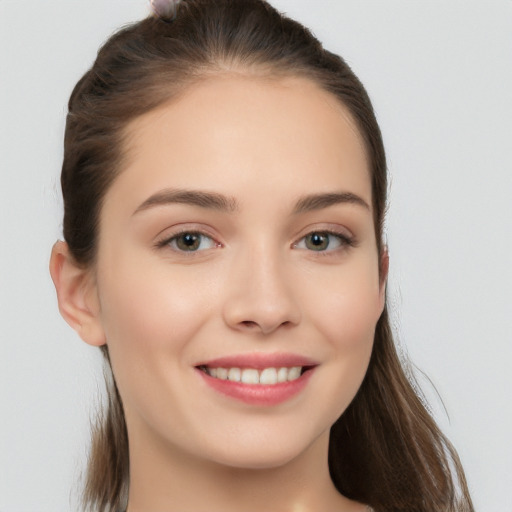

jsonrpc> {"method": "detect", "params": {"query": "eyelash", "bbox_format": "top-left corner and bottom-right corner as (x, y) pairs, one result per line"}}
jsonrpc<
(155, 230), (220, 252)
(293, 230), (355, 254)
(155, 229), (355, 254)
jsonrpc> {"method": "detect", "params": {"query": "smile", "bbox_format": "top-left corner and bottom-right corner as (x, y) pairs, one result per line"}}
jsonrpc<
(195, 353), (318, 405)
(198, 366), (307, 385)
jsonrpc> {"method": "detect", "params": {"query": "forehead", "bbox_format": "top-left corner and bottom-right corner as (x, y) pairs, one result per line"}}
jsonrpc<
(108, 74), (370, 213)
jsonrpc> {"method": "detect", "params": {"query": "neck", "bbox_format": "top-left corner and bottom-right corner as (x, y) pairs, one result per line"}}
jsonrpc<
(125, 426), (364, 512)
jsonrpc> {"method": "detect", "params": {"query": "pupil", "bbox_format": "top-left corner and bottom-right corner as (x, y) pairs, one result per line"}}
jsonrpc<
(307, 233), (328, 250)
(178, 233), (200, 250)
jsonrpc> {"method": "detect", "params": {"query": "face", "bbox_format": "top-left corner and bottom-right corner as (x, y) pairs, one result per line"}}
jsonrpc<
(90, 75), (385, 469)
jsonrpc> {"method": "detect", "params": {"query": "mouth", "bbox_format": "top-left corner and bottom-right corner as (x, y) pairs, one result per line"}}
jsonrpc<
(196, 365), (314, 386)
(194, 354), (318, 406)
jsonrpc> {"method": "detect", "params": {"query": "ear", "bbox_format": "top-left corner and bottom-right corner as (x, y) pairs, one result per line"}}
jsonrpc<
(378, 246), (389, 312)
(49, 241), (106, 347)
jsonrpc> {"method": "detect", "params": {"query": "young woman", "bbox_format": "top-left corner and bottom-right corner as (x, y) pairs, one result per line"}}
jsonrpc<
(49, 0), (474, 510)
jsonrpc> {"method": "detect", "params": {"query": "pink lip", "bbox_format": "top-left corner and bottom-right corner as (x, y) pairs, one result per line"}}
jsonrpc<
(194, 352), (318, 406)
(195, 352), (318, 370)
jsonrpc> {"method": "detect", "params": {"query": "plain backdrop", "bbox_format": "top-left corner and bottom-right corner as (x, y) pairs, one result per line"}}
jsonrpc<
(1, 1), (511, 511)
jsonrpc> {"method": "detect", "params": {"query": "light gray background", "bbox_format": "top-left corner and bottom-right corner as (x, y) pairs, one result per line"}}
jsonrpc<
(1, 1), (511, 511)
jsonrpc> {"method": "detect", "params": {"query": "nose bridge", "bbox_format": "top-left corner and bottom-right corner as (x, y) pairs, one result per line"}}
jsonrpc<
(222, 239), (301, 334)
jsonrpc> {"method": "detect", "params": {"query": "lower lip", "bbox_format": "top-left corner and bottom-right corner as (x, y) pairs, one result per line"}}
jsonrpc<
(196, 368), (315, 406)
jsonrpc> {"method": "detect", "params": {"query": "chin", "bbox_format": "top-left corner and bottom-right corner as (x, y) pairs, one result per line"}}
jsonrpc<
(199, 428), (328, 471)
(212, 451), (304, 471)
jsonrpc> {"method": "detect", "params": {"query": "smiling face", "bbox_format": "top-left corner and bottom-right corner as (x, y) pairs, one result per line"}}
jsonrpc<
(88, 74), (385, 471)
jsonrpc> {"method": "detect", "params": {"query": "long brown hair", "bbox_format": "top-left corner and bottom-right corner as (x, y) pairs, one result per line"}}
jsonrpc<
(60, 1), (474, 510)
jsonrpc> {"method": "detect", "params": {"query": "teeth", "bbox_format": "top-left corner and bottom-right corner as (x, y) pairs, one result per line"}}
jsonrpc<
(228, 367), (241, 382)
(204, 366), (304, 385)
(287, 367), (301, 381)
(260, 368), (277, 385)
(216, 368), (228, 380)
(277, 367), (288, 383)
(241, 369), (259, 384)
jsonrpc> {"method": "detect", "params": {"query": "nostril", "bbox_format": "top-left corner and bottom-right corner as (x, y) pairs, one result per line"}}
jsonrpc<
(238, 319), (294, 334)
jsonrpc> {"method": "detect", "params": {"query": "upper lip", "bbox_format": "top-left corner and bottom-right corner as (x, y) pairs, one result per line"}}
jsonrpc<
(195, 352), (319, 370)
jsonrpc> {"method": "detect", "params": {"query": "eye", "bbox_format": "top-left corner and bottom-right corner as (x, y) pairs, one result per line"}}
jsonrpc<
(294, 231), (352, 252)
(160, 231), (218, 252)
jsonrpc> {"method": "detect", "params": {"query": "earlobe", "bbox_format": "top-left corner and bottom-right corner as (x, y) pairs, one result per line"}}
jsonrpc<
(49, 241), (106, 347)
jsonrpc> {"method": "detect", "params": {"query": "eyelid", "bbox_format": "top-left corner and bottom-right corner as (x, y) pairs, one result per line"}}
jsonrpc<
(153, 223), (355, 253)
(154, 224), (223, 251)
(292, 226), (356, 252)
(292, 223), (354, 242)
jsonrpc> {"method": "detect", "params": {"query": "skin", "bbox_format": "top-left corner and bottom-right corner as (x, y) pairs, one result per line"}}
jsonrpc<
(51, 74), (387, 512)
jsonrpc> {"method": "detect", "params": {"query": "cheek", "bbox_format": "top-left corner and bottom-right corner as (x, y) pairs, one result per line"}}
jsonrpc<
(303, 256), (382, 349)
(96, 253), (219, 369)
(299, 255), (380, 418)
(95, 255), (224, 433)
(325, 288), (380, 349)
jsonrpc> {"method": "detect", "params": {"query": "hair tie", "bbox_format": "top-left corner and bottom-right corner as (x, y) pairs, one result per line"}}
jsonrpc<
(150, 0), (182, 20)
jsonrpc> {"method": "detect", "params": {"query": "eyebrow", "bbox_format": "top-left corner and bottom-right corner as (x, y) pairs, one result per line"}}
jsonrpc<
(292, 192), (370, 214)
(132, 188), (240, 215)
(132, 188), (370, 216)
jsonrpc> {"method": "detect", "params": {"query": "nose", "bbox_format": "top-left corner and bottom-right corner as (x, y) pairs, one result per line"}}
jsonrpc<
(222, 245), (301, 335)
